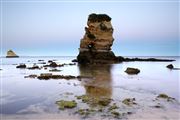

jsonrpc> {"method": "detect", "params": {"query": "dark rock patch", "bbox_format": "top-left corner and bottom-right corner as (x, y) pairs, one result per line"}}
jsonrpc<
(24, 74), (38, 78)
(166, 64), (174, 69)
(122, 98), (137, 106)
(16, 64), (26, 68)
(125, 67), (140, 75)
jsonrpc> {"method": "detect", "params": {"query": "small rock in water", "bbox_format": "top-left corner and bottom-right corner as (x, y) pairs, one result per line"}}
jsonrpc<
(111, 111), (120, 118)
(156, 93), (175, 101)
(157, 94), (169, 99)
(72, 59), (78, 62)
(24, 74), (38, 78)
(38, 60), (44, 61)
(37, 73), (77, 80)
(49, 69), (61, 72)
(55, 100), (77, 110)
(166, 64), (174, 69)
(98, 98), (111, 106)
(76, 95), (90, 103)
(48, 60), (53, 63)
(27, 65), (40, 70)
(108, 103), (118, 111)
(44, 62), (63, 67)
(76, 108), (96, 116)
(16, 64), (26, 68)
(125, 67), (140, 75)
(38, 62), (46, 64)
(122, 98), (137, 106)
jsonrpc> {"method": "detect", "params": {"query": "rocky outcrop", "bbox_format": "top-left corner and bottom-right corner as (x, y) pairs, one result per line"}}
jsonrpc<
(77, 13), (118, 64)
(6, 50), (19, 58)
(76, 13), (175, 64)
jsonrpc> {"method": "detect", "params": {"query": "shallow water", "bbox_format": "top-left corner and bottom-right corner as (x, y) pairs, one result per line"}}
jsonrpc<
(0, 56), (180, 120)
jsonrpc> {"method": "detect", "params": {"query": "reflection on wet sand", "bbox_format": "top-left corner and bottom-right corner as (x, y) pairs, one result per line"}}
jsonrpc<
(78, 64), (113, 105)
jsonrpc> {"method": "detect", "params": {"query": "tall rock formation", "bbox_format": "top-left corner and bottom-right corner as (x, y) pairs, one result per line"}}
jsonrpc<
(77, 13), (118, 64)
(6, 50), (19, 58)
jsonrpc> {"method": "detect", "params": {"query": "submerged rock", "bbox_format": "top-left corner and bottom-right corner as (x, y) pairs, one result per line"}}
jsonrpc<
(157, 94), (169, 99)
(156, 94), (175, 101)
(24, 74), (38, 78)
(72, 59), (78, 62)
(37, 73), (89, 80)
(49, 69), (61, 72)
(125, 67), (140, 75)
(111, 111), (120, 118)
(76, 94), (111, 106)
(43, 62), (63, 67)
(98, 98), (111, 106)
(38, 60), (44, 61)
(27, 65), (40, 70)
(108, 103), (118, 111)
(122, 98), (137, 106)
(166, 64), (174, 69)
(76, 108), (96, 116)
(16, 64), (26, 68)
(6, 50), (19, 58)
(76, 95), (90, 103)
(121, 57), (175, 62)
(37, 73), (76, 80)
(56, 100), (77, 110)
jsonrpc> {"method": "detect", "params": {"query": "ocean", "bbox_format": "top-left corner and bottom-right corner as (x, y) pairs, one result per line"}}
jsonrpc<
(0, 56), (179, 120)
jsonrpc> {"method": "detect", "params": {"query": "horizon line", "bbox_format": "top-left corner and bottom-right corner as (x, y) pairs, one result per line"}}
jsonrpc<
(1, 0), (179, 3)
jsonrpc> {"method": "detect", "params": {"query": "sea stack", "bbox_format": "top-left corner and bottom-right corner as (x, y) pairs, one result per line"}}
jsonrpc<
(6, 50), (19, 58)
(77, 13), (118, 64)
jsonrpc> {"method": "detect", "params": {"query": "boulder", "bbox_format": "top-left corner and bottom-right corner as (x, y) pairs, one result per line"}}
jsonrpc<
(125, 67), (140, 75)
(166, 64), (174, 69)
(16, 64), (26, 68)
(6, 50), (19, 58)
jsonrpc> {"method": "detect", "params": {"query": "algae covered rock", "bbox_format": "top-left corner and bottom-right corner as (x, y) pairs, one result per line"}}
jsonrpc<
(122, 98), (137, 106)
(76, 108), (96, 116)
(108, 103), (118, 111)
(76, 95), (90, 103)
(125, 67), (140, 75)
(157, 94), (169, 99)
(156, 93), (175, 101)
(98, 98), (111, 106)
(111, 111), (120, 118)
(56, 100), (77, 110)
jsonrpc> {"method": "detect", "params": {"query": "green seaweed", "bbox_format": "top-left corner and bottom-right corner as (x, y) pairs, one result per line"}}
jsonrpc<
(76, 95), (90, 103)
(56, 100), (77, 110)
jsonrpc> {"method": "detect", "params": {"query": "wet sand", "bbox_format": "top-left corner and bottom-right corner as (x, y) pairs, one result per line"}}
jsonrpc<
(0, 56), (179, 120)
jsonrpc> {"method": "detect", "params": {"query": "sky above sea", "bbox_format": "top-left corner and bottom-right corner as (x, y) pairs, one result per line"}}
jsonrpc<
(0, 0), (179, 56)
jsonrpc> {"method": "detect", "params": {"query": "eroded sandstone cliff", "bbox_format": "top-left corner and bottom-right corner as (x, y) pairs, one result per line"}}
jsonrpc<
(77, 13), (118, 64)
(6, 50), (19, 58)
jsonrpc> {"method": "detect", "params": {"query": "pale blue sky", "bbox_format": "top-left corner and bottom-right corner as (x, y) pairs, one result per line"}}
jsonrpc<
(0, 0), (179, 56)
